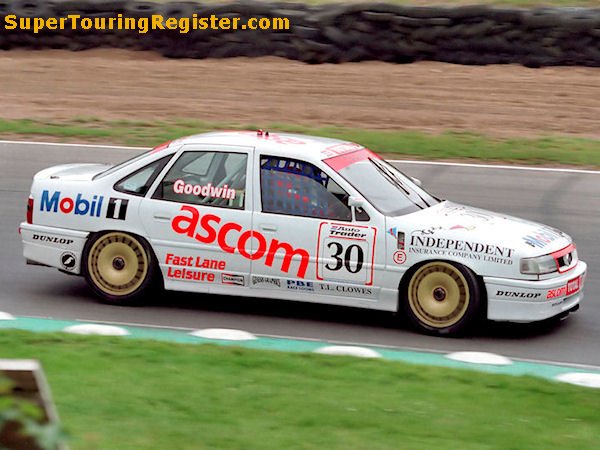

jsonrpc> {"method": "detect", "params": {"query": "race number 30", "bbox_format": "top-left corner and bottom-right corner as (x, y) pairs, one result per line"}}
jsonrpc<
(316, 223), (376, 285)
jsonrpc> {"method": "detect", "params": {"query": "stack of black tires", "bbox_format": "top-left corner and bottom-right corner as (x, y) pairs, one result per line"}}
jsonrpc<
(1, 1), (600, 67)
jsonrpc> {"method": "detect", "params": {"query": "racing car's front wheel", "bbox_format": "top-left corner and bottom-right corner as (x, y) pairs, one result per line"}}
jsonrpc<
(403, 261), (481, 336)
(83, 231), (158, 305)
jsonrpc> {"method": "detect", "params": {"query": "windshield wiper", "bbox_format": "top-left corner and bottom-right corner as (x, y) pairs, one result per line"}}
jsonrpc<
(381, 160), (434, 208)
(370, 158), (433, 208)
(369, 158), (426, 210)
(369, 158), (408, 193)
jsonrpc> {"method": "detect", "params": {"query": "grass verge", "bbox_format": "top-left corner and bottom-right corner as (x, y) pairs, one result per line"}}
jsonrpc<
(0, 330), (599, 449)
(2, 117), (600, 167)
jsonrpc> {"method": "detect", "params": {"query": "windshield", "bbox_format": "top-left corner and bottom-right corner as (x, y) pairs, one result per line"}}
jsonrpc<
(325, 149), (440, 216)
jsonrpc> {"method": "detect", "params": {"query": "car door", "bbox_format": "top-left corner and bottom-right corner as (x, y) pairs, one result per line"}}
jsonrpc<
(249, 153), (387, 307)
(139, 145), (253, 293)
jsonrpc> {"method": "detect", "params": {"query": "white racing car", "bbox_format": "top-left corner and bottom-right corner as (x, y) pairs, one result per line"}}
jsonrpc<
(20, 131), (586, 335)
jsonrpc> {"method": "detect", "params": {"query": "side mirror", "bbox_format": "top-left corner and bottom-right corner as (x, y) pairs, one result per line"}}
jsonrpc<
(349, 196), (370, 222)
(411, 177), (422, 187)
(348, 196), (366, 208)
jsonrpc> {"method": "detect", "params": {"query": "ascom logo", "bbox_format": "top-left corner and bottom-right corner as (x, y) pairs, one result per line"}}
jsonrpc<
(171, 205), (309, 278)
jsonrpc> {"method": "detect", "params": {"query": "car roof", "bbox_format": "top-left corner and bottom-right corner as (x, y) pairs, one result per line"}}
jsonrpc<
(168, 131), (365, 162)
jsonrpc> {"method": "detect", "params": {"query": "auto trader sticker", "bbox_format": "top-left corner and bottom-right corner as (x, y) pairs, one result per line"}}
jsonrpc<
(316, 222), (376, 285)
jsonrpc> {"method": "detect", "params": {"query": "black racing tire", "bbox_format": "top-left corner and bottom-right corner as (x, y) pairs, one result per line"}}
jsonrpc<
(401, 260), (481, 336)
(82, 231), (160, 306)
(522, 9), (564, 29)
(11, 0), (53, 17)
(124, 1), (162, 17)
(0, 0), (13, 14)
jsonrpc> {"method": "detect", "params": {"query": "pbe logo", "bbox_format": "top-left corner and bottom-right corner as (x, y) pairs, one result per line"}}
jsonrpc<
(40, 191), (128, 220)
(287, 280), (314, 291)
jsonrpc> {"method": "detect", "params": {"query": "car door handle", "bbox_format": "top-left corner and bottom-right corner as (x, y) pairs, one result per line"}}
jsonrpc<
(260, 224), (278, 232)
(153, 214), (171, 222)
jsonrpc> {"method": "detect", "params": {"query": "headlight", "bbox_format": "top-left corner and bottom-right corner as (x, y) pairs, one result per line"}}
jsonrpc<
(520, 254), (557, 275)
(521, 244), (578, 275)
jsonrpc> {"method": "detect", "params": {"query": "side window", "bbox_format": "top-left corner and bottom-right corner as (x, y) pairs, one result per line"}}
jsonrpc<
(114, 156), (172, 196)
(260, 156), (351, 221)
(153, 151), (247, 210)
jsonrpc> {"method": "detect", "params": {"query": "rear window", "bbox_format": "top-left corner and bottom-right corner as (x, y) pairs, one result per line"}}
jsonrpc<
(93, 142), (173, 180)
(114, 156), (172, 196)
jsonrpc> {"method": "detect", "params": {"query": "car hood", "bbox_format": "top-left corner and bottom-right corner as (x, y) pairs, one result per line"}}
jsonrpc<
(34, 163), (110, 181)
(395, 201), (572, 257)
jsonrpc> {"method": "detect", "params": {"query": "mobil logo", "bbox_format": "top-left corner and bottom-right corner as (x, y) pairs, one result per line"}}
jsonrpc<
(40, 191), (129, 220)
(40, 190), (103, 217)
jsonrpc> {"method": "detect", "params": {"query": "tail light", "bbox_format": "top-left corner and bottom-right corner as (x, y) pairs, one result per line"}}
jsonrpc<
(27, 196), (34, 224)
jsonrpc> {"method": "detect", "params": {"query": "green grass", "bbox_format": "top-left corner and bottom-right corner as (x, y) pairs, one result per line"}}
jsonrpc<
(2, 117), (600, 167)
(0, 330), (599, 449)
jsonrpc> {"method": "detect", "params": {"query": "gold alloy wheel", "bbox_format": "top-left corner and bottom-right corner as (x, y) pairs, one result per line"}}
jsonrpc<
(408, 262), (470, 329)
(87, 232), (148, 297)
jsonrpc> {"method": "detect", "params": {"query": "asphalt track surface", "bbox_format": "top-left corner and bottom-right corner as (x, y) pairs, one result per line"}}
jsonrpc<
(1, 141), (599, 366)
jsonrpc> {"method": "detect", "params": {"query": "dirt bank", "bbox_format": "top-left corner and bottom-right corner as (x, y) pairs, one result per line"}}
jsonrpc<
(1, 49), (598, 138)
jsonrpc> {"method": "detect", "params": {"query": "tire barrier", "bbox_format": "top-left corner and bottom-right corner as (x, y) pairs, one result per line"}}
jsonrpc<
(1, 1), (600, 66)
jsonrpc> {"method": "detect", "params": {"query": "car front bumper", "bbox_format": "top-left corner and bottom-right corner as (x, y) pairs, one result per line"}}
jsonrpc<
(20, 223), (89, 275)
(484, 261), (587, 322)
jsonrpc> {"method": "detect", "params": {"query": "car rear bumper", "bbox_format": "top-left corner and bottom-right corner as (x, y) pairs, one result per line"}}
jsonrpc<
(20, 223), (88, 275)
(484, 261), (587, 322)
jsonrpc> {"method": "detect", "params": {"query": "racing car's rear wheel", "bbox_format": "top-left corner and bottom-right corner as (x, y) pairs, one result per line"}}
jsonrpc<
(403, 261), (481, 336)
(84, 232), (158, 305)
